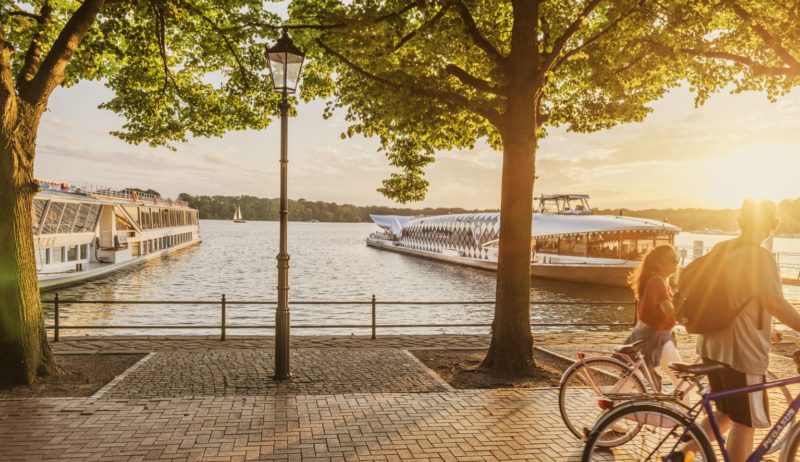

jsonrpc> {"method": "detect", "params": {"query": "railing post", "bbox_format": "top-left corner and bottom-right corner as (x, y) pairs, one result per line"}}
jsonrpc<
(221, 294), (226, 341)
(54, 292), (60, 342)
(371, 294), (377, 340)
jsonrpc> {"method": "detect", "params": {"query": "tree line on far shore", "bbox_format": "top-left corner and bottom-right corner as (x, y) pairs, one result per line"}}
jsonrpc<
(179, 194), (800, 235)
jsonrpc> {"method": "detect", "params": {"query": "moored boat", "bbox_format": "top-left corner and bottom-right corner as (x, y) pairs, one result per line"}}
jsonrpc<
(33, 180), (202, 290)
(366, 194), (681, 287)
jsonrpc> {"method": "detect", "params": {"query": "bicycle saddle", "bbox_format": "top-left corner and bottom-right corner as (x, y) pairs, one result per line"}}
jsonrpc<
(613, 339), (647, 356)
(668, 362), (725, 376)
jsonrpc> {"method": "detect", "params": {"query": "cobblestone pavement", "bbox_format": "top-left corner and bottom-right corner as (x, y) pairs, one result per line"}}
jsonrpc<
(105, 349), (449, 398)
(0, 389), (584, 461)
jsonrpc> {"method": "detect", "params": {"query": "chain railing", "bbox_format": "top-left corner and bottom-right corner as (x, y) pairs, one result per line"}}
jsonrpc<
(44, 293), (638, 342)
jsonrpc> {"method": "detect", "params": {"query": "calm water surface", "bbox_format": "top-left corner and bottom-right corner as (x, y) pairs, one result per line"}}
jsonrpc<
(44, 220), (800, 335)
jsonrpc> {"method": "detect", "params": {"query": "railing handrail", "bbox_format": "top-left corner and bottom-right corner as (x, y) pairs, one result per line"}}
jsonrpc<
(43, 298), (634, 305)
(44, 293), (638, 342)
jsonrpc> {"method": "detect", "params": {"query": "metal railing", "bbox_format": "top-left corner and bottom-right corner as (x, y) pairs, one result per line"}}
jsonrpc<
(45, 293), (637, 342)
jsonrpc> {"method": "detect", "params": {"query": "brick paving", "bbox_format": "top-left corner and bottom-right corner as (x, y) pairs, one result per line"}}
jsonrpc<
(5, 332), (797, 461)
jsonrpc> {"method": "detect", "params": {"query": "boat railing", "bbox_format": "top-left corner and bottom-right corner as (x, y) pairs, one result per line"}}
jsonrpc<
(37, 179), (189, 208)
(42, 294), (638, 342)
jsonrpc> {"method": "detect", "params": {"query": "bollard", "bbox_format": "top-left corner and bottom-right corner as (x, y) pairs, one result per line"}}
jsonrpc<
(221, 294), (226, 341)
(371, 294), (377, 340)
(54, 293), (60, 342)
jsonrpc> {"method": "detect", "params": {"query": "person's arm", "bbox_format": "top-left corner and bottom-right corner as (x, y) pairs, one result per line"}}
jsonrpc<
(763, 293), (800, 332)
(659, 299), (676, 320)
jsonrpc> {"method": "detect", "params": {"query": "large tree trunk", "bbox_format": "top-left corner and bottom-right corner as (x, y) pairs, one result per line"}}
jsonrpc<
(480, 114), (538, 377)
(0, 103), (57, 386)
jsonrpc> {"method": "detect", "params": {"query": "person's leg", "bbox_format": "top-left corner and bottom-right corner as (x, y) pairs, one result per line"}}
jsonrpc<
(727, 422), (755, 462)
(659, 340), (691, 404)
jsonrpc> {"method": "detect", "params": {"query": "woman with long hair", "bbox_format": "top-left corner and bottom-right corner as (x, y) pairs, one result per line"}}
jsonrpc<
(625, 244), (685, 393)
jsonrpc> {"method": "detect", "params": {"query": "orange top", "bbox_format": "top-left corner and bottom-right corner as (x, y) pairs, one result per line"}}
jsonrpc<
(637, 275), (675, 331)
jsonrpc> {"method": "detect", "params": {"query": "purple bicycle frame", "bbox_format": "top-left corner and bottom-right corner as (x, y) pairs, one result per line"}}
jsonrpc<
(675, 374), (800, 462)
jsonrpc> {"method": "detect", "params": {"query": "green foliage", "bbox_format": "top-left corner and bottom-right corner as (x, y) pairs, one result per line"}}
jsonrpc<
(2, 0), (283, 147)
(289, 0), (684, 202)
(178, 192), (494, 222)
(652, 1), (800, 104)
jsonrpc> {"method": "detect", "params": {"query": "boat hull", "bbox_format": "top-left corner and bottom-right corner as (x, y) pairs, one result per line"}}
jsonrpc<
(366, 239), (633, 287)
(39, 239), (201, 290)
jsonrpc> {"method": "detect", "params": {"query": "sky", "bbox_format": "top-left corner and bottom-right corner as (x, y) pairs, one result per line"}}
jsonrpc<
(32, 0), (800, 210)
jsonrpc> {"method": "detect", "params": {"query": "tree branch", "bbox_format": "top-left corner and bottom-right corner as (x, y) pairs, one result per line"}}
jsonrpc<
(445, 64), (501, 94)
(534, 0), (602, 88)
(20, 0), (105, 107)
(680, 47), (794, 75)
(177, 0), (252, 89)
(388, 3), (450, 53)
(16, 3), (52, 89)
(553, 5), (637, 71)
(316, 39), (501, 124)
(729, 1), (800, 73)
(452, 0), (505, 65)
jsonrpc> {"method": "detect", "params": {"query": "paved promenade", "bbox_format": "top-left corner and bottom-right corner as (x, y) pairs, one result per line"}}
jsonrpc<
(1, 333), (796, 461)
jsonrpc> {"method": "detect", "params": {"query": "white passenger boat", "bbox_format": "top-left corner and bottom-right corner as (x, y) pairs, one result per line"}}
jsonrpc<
(33, 180), (201, 290)
(367, 194), (681, 287)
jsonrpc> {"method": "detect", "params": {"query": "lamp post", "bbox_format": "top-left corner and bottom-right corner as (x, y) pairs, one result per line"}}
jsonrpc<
(266, 29), (304, 380)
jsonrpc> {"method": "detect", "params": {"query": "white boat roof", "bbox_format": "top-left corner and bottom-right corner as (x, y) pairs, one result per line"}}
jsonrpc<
(371, 212), (680, 237)
(370, 214), (413, 236)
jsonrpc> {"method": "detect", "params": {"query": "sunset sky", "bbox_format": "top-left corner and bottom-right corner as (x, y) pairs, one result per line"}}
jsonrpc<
(35, 79), (800, 211)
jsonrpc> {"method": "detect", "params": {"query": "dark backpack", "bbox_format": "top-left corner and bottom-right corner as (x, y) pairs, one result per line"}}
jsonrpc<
(674, 239), (758, 334)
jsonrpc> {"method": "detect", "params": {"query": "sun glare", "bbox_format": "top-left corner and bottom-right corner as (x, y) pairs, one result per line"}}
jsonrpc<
(701, 144), (800, 208)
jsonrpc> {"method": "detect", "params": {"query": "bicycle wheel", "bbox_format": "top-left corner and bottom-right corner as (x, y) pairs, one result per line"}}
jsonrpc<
(780, 422), (800, 462)
(582, 401), (716, 462)
(559, 356), (648, 441)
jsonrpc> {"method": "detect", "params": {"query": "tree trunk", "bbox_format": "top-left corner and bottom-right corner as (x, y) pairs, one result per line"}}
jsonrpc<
(0, 104), (57, 386)
(480, 115), (538, 377)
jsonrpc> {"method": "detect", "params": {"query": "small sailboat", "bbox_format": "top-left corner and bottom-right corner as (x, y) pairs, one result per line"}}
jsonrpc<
(233, 205), (246, 223)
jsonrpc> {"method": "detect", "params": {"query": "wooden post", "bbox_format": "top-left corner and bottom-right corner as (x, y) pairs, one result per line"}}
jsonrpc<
(221, 294), (226, 341)
(54, 292), (60, 342)
(371, 294), (377, 340)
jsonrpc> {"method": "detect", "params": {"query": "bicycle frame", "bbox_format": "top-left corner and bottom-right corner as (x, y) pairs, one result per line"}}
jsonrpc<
(574, 350), (661, 395)
(671, 374), (800, 462)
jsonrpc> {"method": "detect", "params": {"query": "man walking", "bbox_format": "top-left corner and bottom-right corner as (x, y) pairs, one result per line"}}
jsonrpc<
(691, 199), (800, 462)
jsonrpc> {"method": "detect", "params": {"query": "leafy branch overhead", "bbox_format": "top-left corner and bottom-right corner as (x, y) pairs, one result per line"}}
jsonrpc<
(0, 0), (284, 150)
(290, 0), (683, 202)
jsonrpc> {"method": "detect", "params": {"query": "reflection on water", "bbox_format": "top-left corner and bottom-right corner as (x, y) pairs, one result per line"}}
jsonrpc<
(43, 221), (798, 335)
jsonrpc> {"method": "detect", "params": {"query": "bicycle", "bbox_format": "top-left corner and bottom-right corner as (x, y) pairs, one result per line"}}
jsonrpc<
(581, 357), (800, 461)
(560, 339), (792, 451)
(559, 339), (696, 443)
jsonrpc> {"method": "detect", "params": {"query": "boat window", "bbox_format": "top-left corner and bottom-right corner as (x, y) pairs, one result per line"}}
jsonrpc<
(51, 246), (64, 264)
(535, 237), (559, 254)
(80, 244), (88, 259)
(57, 203), (79, 233)
(67, 245), (79, 262)
(41, 202), (65, 234)
(558, 235), (588, 256)
(73, 204), (100, 233)
(32, 199), (47, 232)
(587, 235), (621, 258)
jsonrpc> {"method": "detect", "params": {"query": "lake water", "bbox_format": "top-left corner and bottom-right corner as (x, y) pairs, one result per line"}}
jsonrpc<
(44, 220), (800, 336)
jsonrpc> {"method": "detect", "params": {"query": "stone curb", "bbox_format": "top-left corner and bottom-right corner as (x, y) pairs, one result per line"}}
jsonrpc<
(89, 352), (155, 400)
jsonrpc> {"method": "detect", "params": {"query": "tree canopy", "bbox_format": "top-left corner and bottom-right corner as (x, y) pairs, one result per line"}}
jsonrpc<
(2, 0), (282, 147)
(290, 0), (682, 202)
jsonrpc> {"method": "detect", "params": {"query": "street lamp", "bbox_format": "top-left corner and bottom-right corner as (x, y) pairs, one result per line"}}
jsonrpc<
(266, 29), (304, 380)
